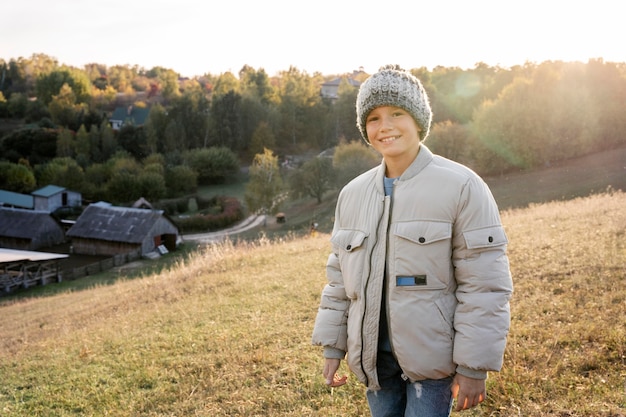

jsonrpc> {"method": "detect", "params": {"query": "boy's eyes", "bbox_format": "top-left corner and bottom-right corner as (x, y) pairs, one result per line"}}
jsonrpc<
(367, 110), (406, 122)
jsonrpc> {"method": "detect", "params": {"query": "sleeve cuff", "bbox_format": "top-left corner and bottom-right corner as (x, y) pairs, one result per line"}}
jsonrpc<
(323, 346), (346, 360)
(456, 365), (487, 380)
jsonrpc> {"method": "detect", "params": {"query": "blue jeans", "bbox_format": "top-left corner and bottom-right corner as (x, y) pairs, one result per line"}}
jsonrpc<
(366, 351), (453, 417)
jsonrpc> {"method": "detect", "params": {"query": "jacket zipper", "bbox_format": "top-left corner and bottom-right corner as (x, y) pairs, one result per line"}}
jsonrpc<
(360, 194), (386, 388)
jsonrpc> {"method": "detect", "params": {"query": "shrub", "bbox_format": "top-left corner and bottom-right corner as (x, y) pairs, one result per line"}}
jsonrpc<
(175, 196), (244, 233)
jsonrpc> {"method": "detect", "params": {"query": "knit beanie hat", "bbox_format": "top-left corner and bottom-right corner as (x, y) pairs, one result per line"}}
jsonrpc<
(356, 64), (432, 143)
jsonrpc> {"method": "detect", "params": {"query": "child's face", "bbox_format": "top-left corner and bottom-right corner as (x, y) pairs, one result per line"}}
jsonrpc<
(365, 106), (421, 160)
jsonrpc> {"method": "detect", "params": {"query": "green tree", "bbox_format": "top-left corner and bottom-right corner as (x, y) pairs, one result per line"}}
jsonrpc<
(244, 148), (284, 215)
(7, 92), (28, 118)
(289, 156), (333, 203)
(100, 120), (117, 160)
(88, 124), (103, 163)
(106, 171), (141, 204)
(332, 140), (380, 187)
(144, 103), (168, 153)
(138, 171), (167, 202)
(332, 78), (361, 143)
(56, 128), (74, 158)
(276, 67), (323, 150)
(165, 165), (198, 197)
(24, 98), (51, 123)
(83, 163), (111, 201)
(184, 147), (239, 185)
(209, 90), (242, 149)
(167, 90), (210, 150)
(36, 157), (85, 192)
(74, 124), (91, 166)
(213, 71), (239, 96)
(249, 121), (276, 156)
(117, 125), (148, 160)
(0, 161), (36, 193)
(163, 118), (186, 154)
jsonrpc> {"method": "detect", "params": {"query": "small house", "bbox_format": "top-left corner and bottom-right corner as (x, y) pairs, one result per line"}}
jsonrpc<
(66, 203), (180, 256)
(320, 76), (361, 100)
(109, 105), (151, 131)
(32, 185), (82, 213)
(0, 207), (65, 250)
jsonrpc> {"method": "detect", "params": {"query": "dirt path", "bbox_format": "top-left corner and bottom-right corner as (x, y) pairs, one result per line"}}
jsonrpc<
(182, 214), (266, 244)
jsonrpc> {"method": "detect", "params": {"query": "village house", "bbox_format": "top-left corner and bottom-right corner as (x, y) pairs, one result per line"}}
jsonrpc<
(32, 185), (82, 213)
(0, 185), (82, 213)
(109, 105), (151, 131)
(0, 207), (65, 250)
(320, 69), (365, 100)
(66, 202), (180, 257)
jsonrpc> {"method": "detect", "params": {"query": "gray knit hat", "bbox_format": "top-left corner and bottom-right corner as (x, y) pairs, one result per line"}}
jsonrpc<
(356, 64), (432, 143)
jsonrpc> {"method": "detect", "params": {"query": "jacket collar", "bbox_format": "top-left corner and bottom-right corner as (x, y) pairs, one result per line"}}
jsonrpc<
(376, 144), (434, 186)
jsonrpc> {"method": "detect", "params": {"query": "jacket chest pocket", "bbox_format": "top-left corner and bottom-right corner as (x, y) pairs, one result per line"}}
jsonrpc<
(331, 229), (369, 298)
(392, 221), (452, 289)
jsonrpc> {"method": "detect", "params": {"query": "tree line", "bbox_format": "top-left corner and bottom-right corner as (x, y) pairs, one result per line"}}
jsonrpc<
(1, 54), (626, 210)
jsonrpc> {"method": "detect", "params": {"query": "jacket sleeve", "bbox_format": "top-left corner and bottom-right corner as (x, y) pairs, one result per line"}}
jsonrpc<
(451, 176), (513, 376)
(311, 247), (350, 357)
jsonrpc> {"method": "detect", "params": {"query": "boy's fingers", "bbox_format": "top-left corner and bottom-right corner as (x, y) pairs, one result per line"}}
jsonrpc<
(328, 374), (348, 387)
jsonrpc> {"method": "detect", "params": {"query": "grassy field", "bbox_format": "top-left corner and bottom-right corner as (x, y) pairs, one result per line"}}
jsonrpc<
(1, 189), (625, 416)
(1, 146), (625, 416)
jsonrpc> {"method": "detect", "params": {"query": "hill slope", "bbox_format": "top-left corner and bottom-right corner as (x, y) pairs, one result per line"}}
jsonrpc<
(1, 190), (625, 416)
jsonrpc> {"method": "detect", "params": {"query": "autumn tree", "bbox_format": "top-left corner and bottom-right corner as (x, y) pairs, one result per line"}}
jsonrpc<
(47, 83), (85, 129)
(244, 148), (284, 215)
(36, 67), (92, 105)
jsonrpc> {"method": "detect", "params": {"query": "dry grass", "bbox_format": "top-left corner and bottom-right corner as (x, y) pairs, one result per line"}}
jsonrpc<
(1, 191), (625, 416)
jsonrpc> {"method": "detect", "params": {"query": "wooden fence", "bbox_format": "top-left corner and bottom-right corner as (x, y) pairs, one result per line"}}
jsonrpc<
(1, 248), (142, 295)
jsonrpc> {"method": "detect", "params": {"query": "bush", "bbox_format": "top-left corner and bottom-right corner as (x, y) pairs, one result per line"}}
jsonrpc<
(174, 196), (244, 233)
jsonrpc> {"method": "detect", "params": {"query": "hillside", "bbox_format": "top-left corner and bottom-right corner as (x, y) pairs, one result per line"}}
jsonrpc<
(0, 190), (624, 416)
(242, 144), (626, 240)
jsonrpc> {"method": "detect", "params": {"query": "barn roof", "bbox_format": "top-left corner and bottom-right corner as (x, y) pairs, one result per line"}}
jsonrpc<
(0, 190), (34, 209)
(0, 207), (60, 238)
(66, 203), (174, 244)
(32, 184), (66, 197)
(0, 248), (68, 263)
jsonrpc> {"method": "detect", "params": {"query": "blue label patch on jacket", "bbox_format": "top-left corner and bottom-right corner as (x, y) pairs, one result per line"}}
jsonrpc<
(396, 275), (427, 286)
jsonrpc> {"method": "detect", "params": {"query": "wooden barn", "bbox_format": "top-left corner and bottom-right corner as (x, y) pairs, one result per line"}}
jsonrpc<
(66, 203), (180, 256)
(0, 207), (66, 250)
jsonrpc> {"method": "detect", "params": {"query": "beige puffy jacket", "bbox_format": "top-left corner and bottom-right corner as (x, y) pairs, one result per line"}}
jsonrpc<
(312, 145), (513, 390)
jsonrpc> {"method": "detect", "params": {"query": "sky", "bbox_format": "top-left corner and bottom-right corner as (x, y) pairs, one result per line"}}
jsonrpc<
(1, 0), (624, 78)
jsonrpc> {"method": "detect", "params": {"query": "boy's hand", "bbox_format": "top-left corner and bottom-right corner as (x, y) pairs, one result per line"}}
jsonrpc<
(323, 358), (348, 387)
(451, 374), (486, 411)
